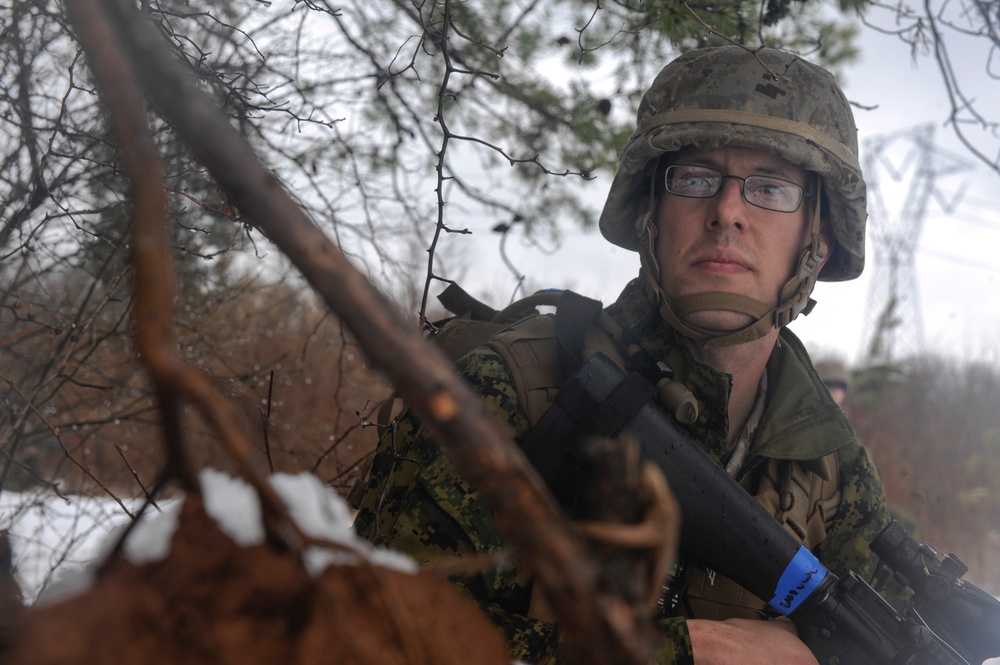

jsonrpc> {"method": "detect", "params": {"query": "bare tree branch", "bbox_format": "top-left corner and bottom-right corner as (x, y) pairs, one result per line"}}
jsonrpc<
(64, 0), (660, 661)
(64, 0), (304, 553)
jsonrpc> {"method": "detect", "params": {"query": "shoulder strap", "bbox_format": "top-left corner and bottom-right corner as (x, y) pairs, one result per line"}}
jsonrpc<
(350, 287), (621, 509)
(487, 290), (609, 427)
(489, 292), (665, 506)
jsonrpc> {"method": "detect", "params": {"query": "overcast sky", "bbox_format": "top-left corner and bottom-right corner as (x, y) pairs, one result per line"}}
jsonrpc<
(454, 25), (1000, 368)
(797, 19), (1000, 366)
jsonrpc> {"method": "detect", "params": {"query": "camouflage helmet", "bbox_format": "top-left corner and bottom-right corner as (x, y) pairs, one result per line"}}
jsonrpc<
(599, 45), (866, 282)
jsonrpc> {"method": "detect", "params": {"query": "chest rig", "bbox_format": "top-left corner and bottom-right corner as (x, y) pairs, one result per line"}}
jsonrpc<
(484, 290), (842, 620)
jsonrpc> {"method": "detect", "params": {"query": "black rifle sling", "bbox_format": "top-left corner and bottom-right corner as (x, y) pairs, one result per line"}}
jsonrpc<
(553, 290), (604, 376)
(518, 289), (601, 487)
(521, 368), (657, 496)
(520, 291), (658, 507)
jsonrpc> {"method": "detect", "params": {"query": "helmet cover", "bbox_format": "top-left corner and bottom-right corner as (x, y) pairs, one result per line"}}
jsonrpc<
(599, 46), (866, 281)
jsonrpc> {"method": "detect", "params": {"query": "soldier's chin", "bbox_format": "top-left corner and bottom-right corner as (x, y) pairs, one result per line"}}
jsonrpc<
(682, 310), (756, 333)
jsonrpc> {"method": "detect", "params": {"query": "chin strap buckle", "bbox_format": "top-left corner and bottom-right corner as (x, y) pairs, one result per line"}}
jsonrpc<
(775, 232), (828, 328)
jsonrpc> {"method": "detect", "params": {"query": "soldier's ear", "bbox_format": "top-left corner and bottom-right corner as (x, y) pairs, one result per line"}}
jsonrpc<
(818, 229), (833, 271)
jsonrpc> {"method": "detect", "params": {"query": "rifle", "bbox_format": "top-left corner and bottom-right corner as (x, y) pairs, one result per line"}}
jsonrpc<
(528, 352), (1000, 665)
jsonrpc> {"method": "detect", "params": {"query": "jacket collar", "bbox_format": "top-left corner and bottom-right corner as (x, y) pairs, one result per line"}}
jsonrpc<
(609, 278), (856, 463)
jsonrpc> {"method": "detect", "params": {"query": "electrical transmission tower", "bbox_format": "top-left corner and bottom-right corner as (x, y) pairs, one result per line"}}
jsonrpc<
(858, 123), (971, 366)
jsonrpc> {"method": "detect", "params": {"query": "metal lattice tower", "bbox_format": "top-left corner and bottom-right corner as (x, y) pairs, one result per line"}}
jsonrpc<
(857, 124), (971, 366)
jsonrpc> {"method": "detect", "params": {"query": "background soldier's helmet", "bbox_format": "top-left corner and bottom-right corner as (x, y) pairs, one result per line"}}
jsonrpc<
(599, 45), (867, 283)
(816, 359), (850, 390)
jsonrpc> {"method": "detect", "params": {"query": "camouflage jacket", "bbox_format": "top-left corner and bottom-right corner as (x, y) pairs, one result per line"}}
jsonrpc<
(352, 279), (893, 665)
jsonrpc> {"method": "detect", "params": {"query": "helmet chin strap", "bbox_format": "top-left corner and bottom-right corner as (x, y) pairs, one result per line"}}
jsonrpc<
(638, 179), (828, 349)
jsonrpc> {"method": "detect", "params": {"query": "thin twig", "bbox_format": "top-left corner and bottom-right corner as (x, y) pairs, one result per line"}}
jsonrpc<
(115, 444), (160, 513)
(0, 375), (134, 518)
(261, 369), (275, 474)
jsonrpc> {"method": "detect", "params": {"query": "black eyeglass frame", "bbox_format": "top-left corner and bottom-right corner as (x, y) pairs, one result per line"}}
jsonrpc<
(663, 164), (811, 214)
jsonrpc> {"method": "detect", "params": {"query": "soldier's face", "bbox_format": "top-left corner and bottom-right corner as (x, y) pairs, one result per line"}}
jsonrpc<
(654, 145), (812, 332)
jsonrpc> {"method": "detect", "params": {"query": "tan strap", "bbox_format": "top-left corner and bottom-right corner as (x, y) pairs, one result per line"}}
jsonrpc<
(657, 295), (777, 349)
(635, 108), (859, 168)
(756, 455), (842, 549)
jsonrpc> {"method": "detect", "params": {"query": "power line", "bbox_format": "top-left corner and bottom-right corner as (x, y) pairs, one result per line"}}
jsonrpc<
(926, 208), (1000, 231)
(918, 246), (1000, 274)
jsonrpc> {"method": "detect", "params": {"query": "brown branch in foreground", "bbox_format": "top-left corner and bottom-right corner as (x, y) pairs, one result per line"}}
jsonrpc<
(83, 0), (660, 662)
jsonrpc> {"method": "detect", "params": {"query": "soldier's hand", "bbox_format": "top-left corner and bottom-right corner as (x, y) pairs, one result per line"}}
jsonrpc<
(687, 617), (819, 665)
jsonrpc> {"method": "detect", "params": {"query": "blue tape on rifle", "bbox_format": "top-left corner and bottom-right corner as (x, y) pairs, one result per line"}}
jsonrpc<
(769, 546), (828, 615)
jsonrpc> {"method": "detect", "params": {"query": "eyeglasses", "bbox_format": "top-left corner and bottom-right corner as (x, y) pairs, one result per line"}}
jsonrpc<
(664, 164), (807, 213)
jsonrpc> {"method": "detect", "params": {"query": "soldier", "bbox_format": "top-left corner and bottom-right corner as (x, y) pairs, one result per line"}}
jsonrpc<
(816, 359), (850, 406)
(354, 45), (891, 665)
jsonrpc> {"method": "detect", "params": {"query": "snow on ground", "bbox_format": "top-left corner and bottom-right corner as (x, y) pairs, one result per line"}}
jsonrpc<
(1, 468), (414, 604)
(1, 485), (143, 603)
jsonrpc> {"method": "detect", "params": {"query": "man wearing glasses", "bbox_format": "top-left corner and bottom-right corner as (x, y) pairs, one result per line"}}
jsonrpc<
(354, 45), (890, 665)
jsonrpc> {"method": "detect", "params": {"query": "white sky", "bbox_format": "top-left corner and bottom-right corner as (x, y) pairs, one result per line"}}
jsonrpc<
(447, 25), (1000, 368)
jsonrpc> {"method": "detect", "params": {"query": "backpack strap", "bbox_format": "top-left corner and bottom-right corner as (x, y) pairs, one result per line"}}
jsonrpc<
(438, 282), (566, 325)
(488, 291), (662, 507)
(348, 284), (564, 509)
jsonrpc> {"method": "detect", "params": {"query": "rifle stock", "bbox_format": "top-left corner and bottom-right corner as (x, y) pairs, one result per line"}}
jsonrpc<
(535, 352), (998, 665)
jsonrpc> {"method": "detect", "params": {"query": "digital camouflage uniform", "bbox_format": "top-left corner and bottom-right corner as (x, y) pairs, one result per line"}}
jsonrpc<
(355, 43), (895, 664)
(352, 279), (893, 665)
